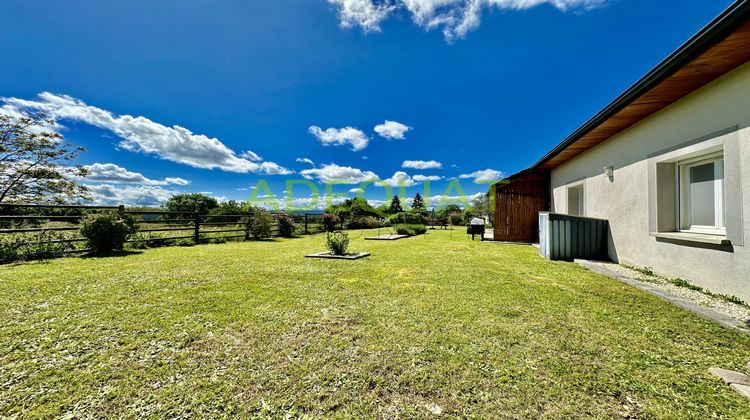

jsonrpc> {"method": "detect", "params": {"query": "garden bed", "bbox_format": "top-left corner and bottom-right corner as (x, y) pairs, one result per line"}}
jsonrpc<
(304, 251), (371, 260)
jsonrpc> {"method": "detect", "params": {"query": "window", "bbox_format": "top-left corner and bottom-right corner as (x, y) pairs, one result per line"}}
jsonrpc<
(567, 184), (584, 216)
(678, 153), (724, 235)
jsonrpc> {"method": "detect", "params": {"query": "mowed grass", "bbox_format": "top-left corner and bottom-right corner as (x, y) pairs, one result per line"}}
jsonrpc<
(1, 230), (749, 418)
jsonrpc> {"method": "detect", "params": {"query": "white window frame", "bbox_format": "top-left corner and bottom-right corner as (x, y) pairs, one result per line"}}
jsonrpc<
(677, 152), (725, 236)
(567, 184), (584, 217)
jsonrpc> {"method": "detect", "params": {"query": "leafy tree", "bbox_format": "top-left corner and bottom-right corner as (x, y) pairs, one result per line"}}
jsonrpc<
(326, 197), (381, 218)
(0, 113), (89, 204)
(411, 192), (425, 211)
(436, 204), (462, 219)
(164, 193), (218, 215)
(389, 195), (404, 214)
(206, 200), (246, 222)
(471, 193), (491, 219)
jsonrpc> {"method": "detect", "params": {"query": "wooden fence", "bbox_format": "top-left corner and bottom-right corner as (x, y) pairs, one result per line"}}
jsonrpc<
(0, 203), (329, 256)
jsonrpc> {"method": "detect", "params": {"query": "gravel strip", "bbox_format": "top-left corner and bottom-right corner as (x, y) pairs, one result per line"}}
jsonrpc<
(588, 261), (750, 324)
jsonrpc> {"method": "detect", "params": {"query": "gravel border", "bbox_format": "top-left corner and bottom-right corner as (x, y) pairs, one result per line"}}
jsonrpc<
(578, 260), (750, 335)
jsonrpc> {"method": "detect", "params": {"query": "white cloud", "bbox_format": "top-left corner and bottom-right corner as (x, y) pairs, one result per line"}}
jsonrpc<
(83, 163), (190, 186)
(86, 184), (177, 207)
(327, 0), (397, 32)
(402, 159), (442, 169)
(328, 0), (605, 40)
(349, 187), (365, 193)
(296, 157), (315, 166)
(413, 174), (443, 182)
(1, 92), (292, 174)
(374, 120), (411, 140)
(308, 125), (369, 151)
(300, 163), (380, 184)
(459, 168), (504, 183)
(380, 171), (417, 187)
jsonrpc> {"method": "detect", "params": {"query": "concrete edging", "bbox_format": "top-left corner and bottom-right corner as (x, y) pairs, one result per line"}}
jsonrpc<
(576, 259), (750, 336)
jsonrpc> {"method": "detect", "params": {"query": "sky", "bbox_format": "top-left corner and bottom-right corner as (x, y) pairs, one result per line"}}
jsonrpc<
(0, 0), (736, 209)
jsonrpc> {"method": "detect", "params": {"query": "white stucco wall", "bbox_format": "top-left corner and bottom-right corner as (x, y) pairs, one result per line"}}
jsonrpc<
(550, 61), (750, 301)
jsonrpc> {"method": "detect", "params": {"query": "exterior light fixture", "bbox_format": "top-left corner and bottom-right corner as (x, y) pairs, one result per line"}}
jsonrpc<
(604, 166), (614, 179)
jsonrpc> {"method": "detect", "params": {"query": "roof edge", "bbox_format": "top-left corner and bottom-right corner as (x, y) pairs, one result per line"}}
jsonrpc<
(531, 0), (750, 169)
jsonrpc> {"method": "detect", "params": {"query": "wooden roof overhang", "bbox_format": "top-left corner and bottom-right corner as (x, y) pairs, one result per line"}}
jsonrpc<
(531, 0), (750, 171)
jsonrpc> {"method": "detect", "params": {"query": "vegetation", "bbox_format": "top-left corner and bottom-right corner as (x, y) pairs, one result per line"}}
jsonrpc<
(163, 193), (218, 216)
(1, 231), (749, 417)
(205, 200), (247, 222)
(325, 197), (381, 218)
(0, 230), (81, 262)
(246, 206), (274, 240)
(345, 215), (379, 230)
(80, 212), (139, 254)
(389, 195), (404, 214)
(322, 213), (341, 232)
(0, 113), (89, 204)
(411, 192), (425, 211)
(393, 223), (427, 236)
(325, 231), (350, 256)
(276, 213), (297, 238)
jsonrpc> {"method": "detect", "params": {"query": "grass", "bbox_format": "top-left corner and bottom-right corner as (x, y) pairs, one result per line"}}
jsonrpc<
(1, 229), (750, 417)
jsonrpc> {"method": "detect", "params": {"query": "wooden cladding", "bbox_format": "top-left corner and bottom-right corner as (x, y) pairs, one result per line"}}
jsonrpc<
(493, 172), (549, 242)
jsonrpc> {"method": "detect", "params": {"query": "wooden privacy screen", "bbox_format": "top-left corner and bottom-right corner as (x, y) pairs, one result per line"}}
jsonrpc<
(493, 172), (549, 242)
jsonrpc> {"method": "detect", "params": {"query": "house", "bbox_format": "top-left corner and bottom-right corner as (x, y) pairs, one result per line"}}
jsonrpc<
(495, 0), (750, 301)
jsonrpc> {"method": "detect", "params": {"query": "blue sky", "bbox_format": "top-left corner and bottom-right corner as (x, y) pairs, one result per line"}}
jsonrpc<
(0, 0), (735, 209)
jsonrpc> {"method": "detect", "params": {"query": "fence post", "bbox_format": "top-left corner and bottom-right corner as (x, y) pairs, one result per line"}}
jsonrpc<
(117, 205), (125, 216)
(304, 213), (309, 235)
(193, 211), (200, 244)
(244, 210), (251, 241)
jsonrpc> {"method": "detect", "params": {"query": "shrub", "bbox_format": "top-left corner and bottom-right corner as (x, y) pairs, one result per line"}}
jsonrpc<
(346, 216), (380, 229)
(393, 224), (427, 236)
(326, 231), (350, 256)
(448, 212), (464, 226)
(276, 213), (297, 237)
(0, 231), (80, 262)
(80, 212), (139, 254)
(322, 213), (341, 232)
(387, 212), (426, 225)
(247, 208), (274, 240)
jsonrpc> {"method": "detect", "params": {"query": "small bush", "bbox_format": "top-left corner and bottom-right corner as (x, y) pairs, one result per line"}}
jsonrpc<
(276, 213), (297, 237)
(387, 212), (426, 225)
(80, 212), (138, 254)
(393, 224), (427, 236)
(0, 231), (80, 262)
(323, 213), (341, 232)
(326, 231), (350, 256)
(247, 208), (274, 240)
(346, 216), (380, 229)
(448, 212), (464, 226)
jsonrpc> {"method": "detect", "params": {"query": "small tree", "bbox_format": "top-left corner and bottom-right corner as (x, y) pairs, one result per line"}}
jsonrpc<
(411, 192), (425, 211)
(0, 113), (89, 204)
(389, 195), (404, 214)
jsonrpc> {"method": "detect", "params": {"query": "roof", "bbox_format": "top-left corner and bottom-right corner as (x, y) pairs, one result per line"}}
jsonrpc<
(525, 0), (750, 172)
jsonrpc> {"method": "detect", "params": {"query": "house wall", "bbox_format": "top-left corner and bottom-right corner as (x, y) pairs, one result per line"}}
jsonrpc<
(550, 60), (750, 302)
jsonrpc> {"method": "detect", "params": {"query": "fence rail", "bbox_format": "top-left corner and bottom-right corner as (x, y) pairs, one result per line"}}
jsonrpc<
(0, 203), (336, 258)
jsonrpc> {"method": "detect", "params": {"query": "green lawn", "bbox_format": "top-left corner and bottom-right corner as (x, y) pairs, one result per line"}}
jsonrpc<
(1, 229), (749, 418)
